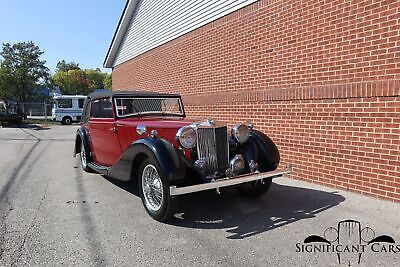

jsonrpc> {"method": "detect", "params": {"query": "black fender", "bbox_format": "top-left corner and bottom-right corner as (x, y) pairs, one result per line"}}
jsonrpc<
(250, 130), (280, 171)
(74, 126), (92, 162)
(235, 130), (280, 172)
(108, 137), (189, 183)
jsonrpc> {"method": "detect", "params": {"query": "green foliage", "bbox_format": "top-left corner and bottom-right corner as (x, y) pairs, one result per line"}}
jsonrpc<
(103, 73), (112, 90)
(52, 69), (90, 95)
(56, 60), (80, 72)
(52, 63), (112, 95)
(85, 69), (107, 89)
(0, 41), (49, 102)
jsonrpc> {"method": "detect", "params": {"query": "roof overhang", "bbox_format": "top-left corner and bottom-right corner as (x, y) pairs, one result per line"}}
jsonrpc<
(103, 0), (140, 68)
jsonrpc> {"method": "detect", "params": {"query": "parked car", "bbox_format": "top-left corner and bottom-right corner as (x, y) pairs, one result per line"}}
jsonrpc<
(74, 91), (292, 221)
(52, 95), (87, 125)
(0, 100), (25, 125)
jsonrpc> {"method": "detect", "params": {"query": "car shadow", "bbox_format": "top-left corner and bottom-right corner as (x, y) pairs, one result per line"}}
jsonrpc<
(102, 175), (139, 196)
(102, 176), (345, 239)
(171, 182), (345, 239)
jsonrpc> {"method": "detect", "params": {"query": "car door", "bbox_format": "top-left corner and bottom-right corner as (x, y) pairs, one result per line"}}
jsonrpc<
(88, 97), (122, 167)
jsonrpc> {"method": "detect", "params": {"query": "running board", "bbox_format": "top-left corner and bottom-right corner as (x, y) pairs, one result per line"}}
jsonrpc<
(169, 165), (293, 196)
(88, 162), (110, 175)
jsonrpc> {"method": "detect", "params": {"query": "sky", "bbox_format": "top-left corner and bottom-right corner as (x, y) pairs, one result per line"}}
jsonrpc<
(0, 0), (126, 74)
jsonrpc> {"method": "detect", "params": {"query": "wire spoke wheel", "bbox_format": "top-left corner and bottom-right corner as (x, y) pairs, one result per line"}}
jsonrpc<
(79, 141), (92, 172)
(80, 144), (87, 167)
(141, 164), (164, 212)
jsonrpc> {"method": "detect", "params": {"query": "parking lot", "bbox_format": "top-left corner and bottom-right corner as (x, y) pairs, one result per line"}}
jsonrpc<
(0, 125), (398, 266)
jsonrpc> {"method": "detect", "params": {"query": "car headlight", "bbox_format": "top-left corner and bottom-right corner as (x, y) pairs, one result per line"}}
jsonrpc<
(176, 126), (197, 149)
(231, 124), (250, 144)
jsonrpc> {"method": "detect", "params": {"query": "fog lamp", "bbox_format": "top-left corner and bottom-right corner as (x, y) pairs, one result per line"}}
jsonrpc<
(230, 154), (245, 175)
(194, 158), (207, 171)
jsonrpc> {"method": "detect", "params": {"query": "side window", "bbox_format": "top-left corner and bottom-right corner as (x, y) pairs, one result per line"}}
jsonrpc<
(78, 99), (85, 109)
(57, 99), (72, 108)
(91, 98), (113, 118)
(82, 100), (91, 122)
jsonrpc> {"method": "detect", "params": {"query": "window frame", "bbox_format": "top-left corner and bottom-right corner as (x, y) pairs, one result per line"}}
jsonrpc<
(113, 96), (185, 118)
(81, 100), (91, 123)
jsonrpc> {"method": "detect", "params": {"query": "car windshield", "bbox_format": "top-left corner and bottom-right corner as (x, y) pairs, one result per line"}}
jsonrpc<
(114, 97), (184, 117)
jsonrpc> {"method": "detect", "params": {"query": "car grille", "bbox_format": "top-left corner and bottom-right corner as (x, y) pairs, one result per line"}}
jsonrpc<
(197, 126), (229, 177)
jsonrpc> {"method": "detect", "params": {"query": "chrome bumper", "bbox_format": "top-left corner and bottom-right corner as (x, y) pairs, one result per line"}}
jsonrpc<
(169, 165), (293, 196)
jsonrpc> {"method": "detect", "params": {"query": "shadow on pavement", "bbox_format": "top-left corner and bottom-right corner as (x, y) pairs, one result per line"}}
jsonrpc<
(171, 182), (345, 239)
(102, 176), (139, 196)
(102, 176), (345, 239)
(74, 162), (108, 265)
(1, 123), (50, 131)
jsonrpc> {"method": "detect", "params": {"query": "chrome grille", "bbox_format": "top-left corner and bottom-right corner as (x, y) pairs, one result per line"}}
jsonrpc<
(197, 126), (229, 177)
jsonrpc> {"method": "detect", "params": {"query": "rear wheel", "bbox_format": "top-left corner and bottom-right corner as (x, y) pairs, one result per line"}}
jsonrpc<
(237, 178), (272, 198)
(138, 158), (176, 222)
(62, 116), (72, 125)
(79, 142), (92, 172)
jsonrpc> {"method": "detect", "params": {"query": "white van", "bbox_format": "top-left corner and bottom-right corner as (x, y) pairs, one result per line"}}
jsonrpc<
(52, 95), (87, 125)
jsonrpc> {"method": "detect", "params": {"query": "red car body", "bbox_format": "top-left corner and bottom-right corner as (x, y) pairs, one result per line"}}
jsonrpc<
(88, 116), (191, 166)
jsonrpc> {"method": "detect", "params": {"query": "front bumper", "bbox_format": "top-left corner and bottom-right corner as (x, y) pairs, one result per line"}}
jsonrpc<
(169, 165), (293, 196)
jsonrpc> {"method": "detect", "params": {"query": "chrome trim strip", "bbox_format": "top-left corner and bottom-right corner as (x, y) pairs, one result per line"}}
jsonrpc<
(169, 165), (293, 196)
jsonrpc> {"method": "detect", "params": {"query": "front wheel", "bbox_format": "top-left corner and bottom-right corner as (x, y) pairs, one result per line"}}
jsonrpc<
(138, 158), (176, 222)
(237, 178), (272, 198)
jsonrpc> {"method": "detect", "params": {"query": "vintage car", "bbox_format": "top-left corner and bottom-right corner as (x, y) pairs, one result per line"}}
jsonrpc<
(0, 100), (24, 125)
(74, 91), (292, 221)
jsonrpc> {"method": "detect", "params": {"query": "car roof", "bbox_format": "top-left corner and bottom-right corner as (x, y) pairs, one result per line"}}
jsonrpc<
(88, 90), (181, 100)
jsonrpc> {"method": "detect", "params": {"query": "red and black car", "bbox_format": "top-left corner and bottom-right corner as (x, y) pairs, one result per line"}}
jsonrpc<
(74, 91), (292, 221)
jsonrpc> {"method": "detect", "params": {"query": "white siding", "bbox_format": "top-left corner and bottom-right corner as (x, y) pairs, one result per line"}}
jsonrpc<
(113, 0), (258, 67)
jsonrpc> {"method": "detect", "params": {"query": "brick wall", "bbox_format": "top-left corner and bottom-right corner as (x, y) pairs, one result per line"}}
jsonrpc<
(112, 0), (400, 201)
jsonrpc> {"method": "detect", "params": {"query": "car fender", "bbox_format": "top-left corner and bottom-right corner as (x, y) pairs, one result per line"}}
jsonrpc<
(243, 130), (280, 172)
(108, 137), (188, 183)
(74, 126), (92, 162)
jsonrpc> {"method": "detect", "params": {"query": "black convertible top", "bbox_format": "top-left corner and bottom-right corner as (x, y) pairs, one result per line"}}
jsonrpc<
(88, 90), (181, 100)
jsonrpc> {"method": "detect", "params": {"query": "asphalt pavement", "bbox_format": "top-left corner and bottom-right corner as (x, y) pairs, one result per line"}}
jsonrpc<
(0, 125), (398, 266)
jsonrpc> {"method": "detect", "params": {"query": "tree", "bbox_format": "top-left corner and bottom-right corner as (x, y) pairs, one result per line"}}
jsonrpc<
(0, 42), (49, 102)
(52, 63), (112, 94)
(103, 73), (112, 90)
(85, 69), (106, 90)
(56, 60), (80, 72)
(52, 69), (90, 95)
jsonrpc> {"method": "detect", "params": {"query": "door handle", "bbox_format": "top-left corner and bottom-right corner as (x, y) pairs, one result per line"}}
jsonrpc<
(111, 126), (117, 133)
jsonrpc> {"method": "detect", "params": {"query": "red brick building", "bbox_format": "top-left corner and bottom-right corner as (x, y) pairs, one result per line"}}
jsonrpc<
(105, 0), (400, 201)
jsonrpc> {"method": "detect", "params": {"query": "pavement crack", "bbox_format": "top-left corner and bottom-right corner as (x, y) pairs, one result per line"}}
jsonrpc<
(10, 181), (50, 267)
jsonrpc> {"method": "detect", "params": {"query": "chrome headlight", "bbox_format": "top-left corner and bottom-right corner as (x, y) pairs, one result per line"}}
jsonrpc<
(231, 124), (250, 144)
(176, 126), (197, 149)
